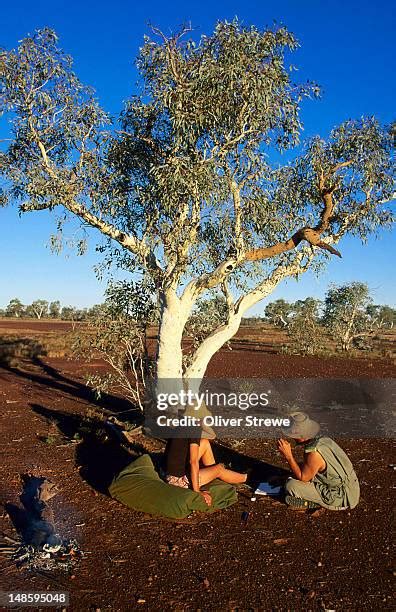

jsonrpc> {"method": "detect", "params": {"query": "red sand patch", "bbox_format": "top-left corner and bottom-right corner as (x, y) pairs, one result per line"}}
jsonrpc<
(0, 348), (394, 609)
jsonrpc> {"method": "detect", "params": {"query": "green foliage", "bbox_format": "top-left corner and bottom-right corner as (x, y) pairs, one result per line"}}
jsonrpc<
(264, 299), (292, 327)
(5, 298), (25, 318)
(322, 282), (382, 351)
(60, 306), (86, 321)
(366, 304), (396, 327)
(266, 296), (326, 355)
(265, 288), (396, 355)
(109, 20), (321, 274)
(0, 296), (125, 321)
(72, 279), (156, 410)
(104, 279), (158, 325)
(185, 293), (229, 347)
(285, 298), (326, 355)
(281, 118), (395, 243)
(49, 300), (61, 318)
(2, 22), (392, 291)
(1, 28), (109, 208)
(26, 299), (49, 319)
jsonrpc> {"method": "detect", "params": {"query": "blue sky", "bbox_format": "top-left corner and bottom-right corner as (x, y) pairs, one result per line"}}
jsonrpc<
(0, 0), (395, 312)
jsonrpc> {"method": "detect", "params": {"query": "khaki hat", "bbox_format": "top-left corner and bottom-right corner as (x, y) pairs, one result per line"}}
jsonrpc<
(282, 411), (320, 439)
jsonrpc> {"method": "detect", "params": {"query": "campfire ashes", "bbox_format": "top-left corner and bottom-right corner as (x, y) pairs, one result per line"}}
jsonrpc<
(1, 475), (83, 572)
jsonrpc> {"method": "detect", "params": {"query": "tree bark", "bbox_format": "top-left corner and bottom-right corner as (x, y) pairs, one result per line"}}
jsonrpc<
(153, 249), (315, 412)
(156, 289), (187, 379)
(153, 288), (198, 416)
(184, 265), (290, 382)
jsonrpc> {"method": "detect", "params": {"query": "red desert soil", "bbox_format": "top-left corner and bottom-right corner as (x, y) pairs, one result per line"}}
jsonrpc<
(0, 342), (395, 610)
(0, 320), (75, 333)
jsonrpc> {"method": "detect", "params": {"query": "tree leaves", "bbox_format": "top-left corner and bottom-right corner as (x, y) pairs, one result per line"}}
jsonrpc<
(0, 23), (394, 292)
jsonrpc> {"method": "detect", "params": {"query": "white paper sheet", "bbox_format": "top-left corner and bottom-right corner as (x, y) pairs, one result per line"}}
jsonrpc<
(254, 482), (282, 496)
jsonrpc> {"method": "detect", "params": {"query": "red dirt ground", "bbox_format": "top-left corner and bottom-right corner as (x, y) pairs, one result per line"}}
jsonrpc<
(0, 330), (395, 610)
(0, 320), (75, 333)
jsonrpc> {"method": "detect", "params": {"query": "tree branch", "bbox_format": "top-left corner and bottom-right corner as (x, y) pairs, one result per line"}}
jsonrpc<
(230, 178), (244, 255)
(183, 160), (353, 301)
(244, 181), (342, 261)
(26, 117), (162, 274)
(235, 247), (314, 315)
(243, 160), (358, 263)
(221, 279), (234, 314)
(184, 249), (313, 380)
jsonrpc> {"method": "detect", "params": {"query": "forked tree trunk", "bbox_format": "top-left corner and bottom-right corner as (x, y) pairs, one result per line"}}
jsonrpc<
(154, 303), (243, 421)
(184, 315), (243, 383)
(184, 272), (283, 385)
(153, 262), (299, 415)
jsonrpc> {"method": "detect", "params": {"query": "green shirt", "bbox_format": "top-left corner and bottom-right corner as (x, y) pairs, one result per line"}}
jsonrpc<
(304, 437), (360, 508)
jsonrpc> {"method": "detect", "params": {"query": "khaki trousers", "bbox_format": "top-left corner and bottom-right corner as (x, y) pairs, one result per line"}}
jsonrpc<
(285, 478), (348, 510)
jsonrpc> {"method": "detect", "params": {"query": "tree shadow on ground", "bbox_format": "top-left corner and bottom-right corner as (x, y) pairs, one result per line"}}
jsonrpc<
(0, 344), (141, 422)
(212, 442), (288, 485)
(30, 404), (161, 494)
(30, 403), (289, 497)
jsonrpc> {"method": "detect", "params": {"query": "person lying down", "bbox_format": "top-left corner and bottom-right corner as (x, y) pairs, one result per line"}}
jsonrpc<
(163, 427), (247, 507)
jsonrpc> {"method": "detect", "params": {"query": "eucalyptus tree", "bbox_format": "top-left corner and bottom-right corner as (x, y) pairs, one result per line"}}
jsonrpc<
(323, 282), (387, 351)
(28, 299), (49, 319)
(5, 298), (25, 318)
(265, 297), (325, 355)
(1, 24), (394, 401)
(285, 297), (325, 355)
(49, 300), (61, 319)
(264, 299), (293, 328)
(366, 304), (396, 328)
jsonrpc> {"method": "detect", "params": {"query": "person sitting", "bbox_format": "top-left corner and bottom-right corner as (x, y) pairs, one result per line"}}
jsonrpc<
(277, 411), (360, 511)
(163, 430), (248, 507)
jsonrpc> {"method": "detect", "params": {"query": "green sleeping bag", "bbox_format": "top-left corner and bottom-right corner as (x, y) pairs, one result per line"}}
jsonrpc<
(109, 454), (238, 519)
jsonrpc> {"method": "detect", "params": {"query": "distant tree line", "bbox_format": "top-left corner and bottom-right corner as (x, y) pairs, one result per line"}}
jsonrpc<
(1, 282), (394, 355)
(0, 298), (104, 321)
(262, 283), (395, 353)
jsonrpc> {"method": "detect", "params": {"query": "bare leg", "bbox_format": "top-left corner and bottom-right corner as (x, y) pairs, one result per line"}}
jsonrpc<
(197, 438), (216, 466)
(199, 463), (247, 486)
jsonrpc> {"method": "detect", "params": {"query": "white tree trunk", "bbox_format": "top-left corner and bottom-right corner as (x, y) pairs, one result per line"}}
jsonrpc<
(156, 290), (185, 379)
(154, 254), (310, 414)
(153, 288), (198, 416)
(184, 315), (242, 382)
(184, 272), (283, 382)
(156, 288), (196, 379)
